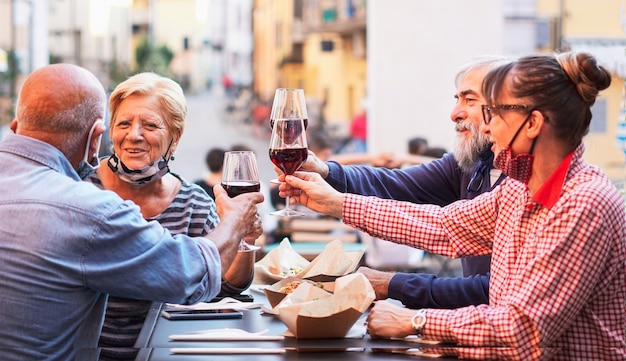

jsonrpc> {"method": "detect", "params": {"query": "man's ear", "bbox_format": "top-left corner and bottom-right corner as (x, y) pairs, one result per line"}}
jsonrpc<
(89, 120), (106, 156)
(10, 118), (18, 133)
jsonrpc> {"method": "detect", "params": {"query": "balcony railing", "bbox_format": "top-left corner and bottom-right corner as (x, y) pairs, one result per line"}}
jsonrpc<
(303, 0), (366, 35)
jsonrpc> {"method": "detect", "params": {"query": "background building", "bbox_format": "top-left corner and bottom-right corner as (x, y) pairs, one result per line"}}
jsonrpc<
(537, 0), (626, 181)
(1, 0), (625, 182)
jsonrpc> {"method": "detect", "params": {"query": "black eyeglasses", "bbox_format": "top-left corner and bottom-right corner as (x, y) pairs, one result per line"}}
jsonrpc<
(481, 104), (530, 125)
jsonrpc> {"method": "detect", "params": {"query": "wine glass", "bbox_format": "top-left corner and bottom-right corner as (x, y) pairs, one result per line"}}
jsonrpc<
(269, 88), (308, 185)
(269, 118), (308, 217)
(221, 150), (261, 251)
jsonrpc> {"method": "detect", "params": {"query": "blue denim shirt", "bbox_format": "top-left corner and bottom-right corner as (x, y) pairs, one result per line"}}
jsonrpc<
(0, 133), (222, 360)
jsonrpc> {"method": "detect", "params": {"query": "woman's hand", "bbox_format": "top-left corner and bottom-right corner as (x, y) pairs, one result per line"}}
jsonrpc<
(279, 171), (344, 219)
(366, 300), (416, 339)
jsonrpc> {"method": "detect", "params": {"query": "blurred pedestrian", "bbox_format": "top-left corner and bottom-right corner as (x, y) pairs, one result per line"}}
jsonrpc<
(407, 136), (429, 155)
(339, 97), (368, 153)
(195, 147), (227, 199)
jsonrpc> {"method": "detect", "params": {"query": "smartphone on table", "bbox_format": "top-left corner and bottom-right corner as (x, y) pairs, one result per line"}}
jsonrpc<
(161, 308), (243, 321)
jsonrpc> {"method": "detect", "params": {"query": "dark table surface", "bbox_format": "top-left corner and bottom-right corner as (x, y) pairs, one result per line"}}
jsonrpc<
(133, 290), (460, 361)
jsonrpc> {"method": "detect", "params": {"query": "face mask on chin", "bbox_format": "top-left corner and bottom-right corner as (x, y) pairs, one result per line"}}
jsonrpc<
(77, 120), (104, 179)
(107, 141), (173, 187)
(493, 112), (536, 184)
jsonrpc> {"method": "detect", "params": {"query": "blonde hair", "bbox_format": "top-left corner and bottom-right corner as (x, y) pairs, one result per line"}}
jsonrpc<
(109, 72), (187, 142)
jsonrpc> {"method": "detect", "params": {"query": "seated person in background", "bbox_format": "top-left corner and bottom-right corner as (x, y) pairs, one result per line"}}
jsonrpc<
(407, 136), (429, 155)
(195, 147), (227, 199)
(0, 63), (264, 361)
(284, 51), (625, 360)
(421, 146), (448, 158)
(394, 143), (449, 167)
(296, 56), (510, 309)
(230, 143), (253, 152)
(195, 144), (252, 200)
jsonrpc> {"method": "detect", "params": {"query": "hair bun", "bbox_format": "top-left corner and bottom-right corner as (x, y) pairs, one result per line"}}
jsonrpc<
(556, 52), (611, 106)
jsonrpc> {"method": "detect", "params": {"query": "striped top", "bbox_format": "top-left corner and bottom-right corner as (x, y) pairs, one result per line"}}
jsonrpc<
(86, 171), (219, 360)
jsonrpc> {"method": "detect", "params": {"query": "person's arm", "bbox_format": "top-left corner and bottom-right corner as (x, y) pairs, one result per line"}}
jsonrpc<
(358, 266), (489, 308)
(84, 187), (263, 306)
(367, 173), (625, 357)
(389, 273), (489, 309)
(328, 153), (381, 166)
(324, 153), (463, 206)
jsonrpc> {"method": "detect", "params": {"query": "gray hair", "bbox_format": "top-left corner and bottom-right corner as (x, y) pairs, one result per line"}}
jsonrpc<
(454, 55), (516, 87)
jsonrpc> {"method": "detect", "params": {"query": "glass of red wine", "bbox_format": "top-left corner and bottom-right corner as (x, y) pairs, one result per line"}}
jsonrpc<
(221, 150), (262, 250)
(269, 118), (308, 217)
(269, 88), (308, 185)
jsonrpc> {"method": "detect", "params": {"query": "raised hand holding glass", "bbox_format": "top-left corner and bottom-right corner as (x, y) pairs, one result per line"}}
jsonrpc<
(221, 150), (261, 250)
(269, 118), (308, 217)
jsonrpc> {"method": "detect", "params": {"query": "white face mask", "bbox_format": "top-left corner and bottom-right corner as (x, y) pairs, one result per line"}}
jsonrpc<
(77, 120), (104, 179)
(106, 140), (173, 187)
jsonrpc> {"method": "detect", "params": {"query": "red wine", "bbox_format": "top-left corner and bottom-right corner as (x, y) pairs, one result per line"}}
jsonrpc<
(269, 148), (308, 175)
(271, 119), (306, 144)
(270, 118), (308, 129)
(222, 181), (261, 198)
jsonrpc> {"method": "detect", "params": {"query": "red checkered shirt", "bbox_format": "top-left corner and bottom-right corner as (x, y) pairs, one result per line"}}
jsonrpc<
(343, 144), (626, 360)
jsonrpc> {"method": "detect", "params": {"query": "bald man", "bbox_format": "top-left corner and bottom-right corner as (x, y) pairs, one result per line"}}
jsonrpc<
(0, 64), (263, 360)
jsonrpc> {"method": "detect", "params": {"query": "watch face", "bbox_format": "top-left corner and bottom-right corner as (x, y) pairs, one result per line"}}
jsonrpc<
(411, 311), (426, 329)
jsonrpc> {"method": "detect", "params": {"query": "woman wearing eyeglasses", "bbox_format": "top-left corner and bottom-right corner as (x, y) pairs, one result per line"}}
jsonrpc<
(279, 51), (625, 360)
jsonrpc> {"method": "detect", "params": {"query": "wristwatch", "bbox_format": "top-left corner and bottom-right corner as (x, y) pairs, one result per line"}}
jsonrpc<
(411, 309), (427, 337)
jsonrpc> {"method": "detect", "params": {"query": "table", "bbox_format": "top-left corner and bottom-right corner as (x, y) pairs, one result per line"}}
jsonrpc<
(133, 291), (459, 361)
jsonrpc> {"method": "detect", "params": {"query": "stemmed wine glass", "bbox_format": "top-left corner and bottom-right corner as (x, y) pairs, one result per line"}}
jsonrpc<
(269, 88), (308, 185)
(221, 150), (261, 250)
(269, 118), (308, 217)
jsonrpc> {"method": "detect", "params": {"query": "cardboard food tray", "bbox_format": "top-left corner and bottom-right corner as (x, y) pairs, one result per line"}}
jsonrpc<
(263, 276), (335, 308)
(254, 239), (364, 284)
(271, 273), (375, 339)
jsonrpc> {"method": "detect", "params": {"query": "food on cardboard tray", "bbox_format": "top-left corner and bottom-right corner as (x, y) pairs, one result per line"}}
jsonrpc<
(278, 281), (302, 294)
(278, 280), (302, 294)
(254, 239), (310, 284)
(272, 273), (375, 339)
(281, 266), (303, 276)
(265, 277), (331, 307)
(254, 238), (364, 284)
(278, 280), (324, 294)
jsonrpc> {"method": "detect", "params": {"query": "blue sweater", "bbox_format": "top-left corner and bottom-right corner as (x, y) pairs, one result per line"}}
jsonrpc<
(324, 150), (503, 308)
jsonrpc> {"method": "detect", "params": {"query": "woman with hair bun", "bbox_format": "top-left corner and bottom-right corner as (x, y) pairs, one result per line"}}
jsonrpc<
(281, 51), (626, 360)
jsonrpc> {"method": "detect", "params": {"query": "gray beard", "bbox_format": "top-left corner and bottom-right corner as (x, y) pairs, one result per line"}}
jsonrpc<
(453, 132), (491, 173)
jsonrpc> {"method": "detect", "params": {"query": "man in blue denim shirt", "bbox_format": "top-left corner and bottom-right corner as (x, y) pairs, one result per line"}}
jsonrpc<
(297, 57), (509, 309)
(0, 64), (264, 361)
